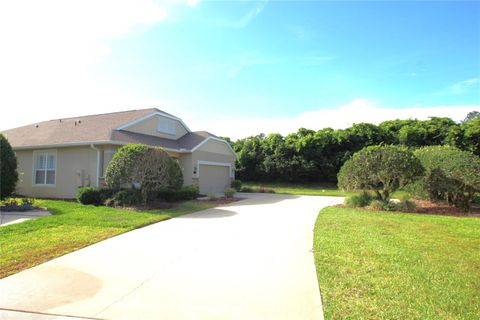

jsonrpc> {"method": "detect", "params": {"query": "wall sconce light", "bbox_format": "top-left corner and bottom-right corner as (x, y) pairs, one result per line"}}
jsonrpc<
(193, 166), (197, 175)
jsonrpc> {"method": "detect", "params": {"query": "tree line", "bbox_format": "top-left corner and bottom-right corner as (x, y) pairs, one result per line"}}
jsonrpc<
(227, 112), (480, 183)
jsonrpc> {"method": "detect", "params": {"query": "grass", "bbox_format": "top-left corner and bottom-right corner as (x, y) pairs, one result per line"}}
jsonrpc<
(314, 207), (480, 319)
(242, 181), (409, 198)
(0, 199), (217, 279)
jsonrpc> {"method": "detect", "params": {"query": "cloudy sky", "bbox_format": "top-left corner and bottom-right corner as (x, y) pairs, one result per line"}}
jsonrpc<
(0, 0), (479, 139)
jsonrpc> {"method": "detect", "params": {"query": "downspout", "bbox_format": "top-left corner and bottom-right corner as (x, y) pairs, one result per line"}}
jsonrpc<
(90, 144), (101, 187)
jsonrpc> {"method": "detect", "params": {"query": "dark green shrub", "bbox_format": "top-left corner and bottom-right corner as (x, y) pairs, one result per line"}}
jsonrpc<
(156, 185), (199, 202)
(105, 144), (149, 188)
(112, 189), (142, 207)
(77, 187), (102, 205)
(224, 187), (236, 198)
(338, 145), (424, 201)
(344, 191), (373, 208)
(105, 144), (183, 203)
(414, 146), (480, 211)
(231, 180), (242, 191)
(0, 134), (18, 200)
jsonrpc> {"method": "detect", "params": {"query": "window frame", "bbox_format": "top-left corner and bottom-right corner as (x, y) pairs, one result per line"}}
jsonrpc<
(157, 117), (177, 135)
(32, 150), (57, 187)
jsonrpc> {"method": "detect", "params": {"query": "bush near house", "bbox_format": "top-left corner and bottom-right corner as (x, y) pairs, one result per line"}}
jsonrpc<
(338, 145), (423, 201)
(0, 134), (18, 200)
(224, 187), (236, 198)
(105, 144), (183, 204)
(156, 185), (200, 202)
(412, 146), (480, 211)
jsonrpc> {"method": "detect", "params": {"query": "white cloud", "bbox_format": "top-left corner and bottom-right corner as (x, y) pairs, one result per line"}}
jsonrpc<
(185, 99), (479, 139)
(440, 78), (480, 95)
(218, 0), (268, 29)
(0, 0), (196, 130)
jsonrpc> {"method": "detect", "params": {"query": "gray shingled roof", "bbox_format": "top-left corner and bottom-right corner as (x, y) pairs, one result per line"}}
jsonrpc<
(2, 108), (214, 151)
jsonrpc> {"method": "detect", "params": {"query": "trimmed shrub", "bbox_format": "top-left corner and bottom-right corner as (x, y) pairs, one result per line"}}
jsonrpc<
(105, 144), (183, 203)
(231, 180), (242, 191)
(224, 187), (236, 198)
(157, 185), (199, 202)
(344, 191), (373, 208)
(338, 145), (424, 201)
(414, 146), (480, 211)
(0, 134), (18, 200)
(77, 187), (102, 205)
(111, 189), (142, 207)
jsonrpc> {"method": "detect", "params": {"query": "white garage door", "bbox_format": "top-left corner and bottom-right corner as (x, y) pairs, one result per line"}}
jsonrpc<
(199, 164), (230, 195)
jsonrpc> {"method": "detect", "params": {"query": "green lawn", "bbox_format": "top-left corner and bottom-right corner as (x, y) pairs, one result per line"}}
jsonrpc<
(0, 199), (216, 279)
(314, 207), (480, 319)
(242, 181), (409, 198)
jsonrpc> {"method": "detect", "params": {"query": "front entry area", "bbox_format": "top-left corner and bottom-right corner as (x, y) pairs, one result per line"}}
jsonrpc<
(198, 163), (230, 194)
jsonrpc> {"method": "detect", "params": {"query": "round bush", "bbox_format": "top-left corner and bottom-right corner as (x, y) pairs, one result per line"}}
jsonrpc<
(77, 187), (102, 205)
(0, 134), (18, 200)
(414, 146), (480, 211)
(338, 145), (423, 201)
(344, 191), (373, 208)
(105, 144), (183, 203)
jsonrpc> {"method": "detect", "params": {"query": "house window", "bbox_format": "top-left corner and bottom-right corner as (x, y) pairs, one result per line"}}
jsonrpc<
(157, 117), (176, 135)
(34, 151), (56, 185)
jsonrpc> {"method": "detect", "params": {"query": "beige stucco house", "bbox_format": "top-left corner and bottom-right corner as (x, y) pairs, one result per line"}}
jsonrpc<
(2, 108), (236, 198)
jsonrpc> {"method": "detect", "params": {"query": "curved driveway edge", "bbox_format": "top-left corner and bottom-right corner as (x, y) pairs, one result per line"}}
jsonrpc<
(0, 193), (343, 320)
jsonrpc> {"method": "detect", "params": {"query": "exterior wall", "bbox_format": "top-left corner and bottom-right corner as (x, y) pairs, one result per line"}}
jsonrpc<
(178, 153), (193, 187)
(15, 146), (98, 199)
(191, 139), (236, 187)
(123, 115), (188, 140)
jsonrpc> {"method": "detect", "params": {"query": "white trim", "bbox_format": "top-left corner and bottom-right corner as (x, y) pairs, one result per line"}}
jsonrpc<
(196, 160), (234, 178)
(12, 137), (236, 157)
(116, 111), (191, 133)
(191, 137), (237, 157)
(32, 150), (57, 187)
(13, 140), (126, 150)
(90, 144), (101, 187)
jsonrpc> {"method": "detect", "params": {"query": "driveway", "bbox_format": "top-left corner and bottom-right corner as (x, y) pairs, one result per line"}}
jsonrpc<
(0, 193), (343, 320)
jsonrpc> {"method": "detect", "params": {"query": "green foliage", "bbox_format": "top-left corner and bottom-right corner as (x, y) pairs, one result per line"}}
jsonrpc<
(231, 115), (474, 184)
(0, 197), (34, 211)
(156, 185), (199, 202)
(105, 144), (150, 188)
(109, 189), (143, 207)
(338, 145), (423, 201)
(224, 187), (236, 198)
(0, 134), (18, 200)
(77, 187), (103, 205)
(105, 144), (183, 203)
(414, 146), (480, 211)
(230, 179), (242, 191)
(344, 191), (373, 208)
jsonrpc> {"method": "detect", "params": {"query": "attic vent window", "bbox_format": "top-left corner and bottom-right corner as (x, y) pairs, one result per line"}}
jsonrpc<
(157, 117), (176, 135)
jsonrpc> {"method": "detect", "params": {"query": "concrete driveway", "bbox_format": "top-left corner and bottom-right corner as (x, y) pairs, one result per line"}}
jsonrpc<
(0, 193), (343, 320)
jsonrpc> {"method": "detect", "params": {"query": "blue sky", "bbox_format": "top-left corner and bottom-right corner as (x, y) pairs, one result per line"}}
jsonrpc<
(0, 0), (479, 138)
